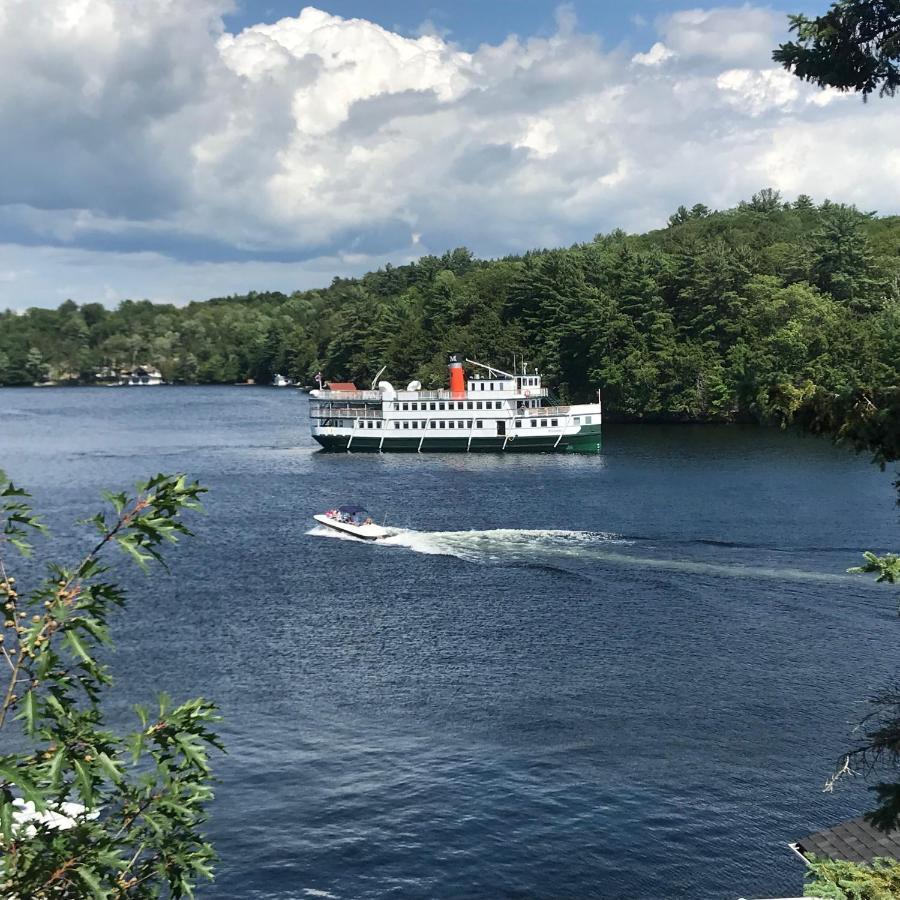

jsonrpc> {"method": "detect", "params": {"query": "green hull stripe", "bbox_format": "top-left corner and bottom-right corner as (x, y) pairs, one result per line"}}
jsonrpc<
(312, 426), (601, 453)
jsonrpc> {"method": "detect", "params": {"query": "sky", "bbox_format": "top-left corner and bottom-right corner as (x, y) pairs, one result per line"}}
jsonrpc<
(0, 0), (894, 311)
(226, 1), (824, 53)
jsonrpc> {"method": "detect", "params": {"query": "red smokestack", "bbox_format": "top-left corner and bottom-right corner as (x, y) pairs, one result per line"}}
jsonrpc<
(448, 353), (466, 396)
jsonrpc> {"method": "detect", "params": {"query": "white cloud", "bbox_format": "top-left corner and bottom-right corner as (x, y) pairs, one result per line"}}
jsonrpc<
(0, 2), (898, 309)
(716, 68), (800, 115)
(658, 5), (782, 64)
(632, 42), (675, 67)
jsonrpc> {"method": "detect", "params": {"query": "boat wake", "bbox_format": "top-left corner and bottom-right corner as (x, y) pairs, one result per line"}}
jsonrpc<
(306, 525), (624, 557)
(306, 525), (855, 583)
(379, 527), (628, 563)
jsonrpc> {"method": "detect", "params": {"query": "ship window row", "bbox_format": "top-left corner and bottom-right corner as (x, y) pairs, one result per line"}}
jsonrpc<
(346, 414), (580, 430)
(397, 400), (504, 411)
(390, 420), (485, 429)
(352, 420), (489, 429)
(514, 418), (560, 428)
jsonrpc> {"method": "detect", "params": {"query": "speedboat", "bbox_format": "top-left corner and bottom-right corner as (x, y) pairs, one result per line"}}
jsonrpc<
(313, 506), (390, 540)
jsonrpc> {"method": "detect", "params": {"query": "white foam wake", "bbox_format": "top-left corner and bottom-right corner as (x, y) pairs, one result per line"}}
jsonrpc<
(379, 527), (627, 561)
(306, 524), (854, 583)
(307, 525), (628, 563)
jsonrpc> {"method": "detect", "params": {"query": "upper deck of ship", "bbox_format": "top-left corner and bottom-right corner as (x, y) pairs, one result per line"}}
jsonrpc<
(310, 364), (548, 405)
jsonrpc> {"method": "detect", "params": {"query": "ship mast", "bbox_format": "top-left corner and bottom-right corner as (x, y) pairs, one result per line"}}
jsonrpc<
(464, 358), (515, 379)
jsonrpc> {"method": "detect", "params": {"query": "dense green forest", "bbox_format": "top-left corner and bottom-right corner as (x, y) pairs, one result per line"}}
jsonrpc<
(2, 190), (898, 424)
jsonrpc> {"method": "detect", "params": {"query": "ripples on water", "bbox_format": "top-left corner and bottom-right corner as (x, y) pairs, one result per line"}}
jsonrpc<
(2, 387), (898, 899)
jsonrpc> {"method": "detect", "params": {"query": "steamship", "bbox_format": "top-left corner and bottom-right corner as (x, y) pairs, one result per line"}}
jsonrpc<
(307, 355), (602, 452)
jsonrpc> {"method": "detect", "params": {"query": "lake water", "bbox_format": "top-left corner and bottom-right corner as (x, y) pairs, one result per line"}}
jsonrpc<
(2, 386), (898, 899)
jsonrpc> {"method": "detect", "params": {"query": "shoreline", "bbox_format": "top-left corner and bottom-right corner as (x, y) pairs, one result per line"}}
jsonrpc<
(0, 382), (762, 425)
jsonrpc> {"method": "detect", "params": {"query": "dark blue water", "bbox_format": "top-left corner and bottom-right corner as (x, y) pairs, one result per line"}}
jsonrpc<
(2, 386), (898, 899)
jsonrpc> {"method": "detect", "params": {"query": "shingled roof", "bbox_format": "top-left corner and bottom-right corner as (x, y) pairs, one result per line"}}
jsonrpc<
(794, 816), (900, 863)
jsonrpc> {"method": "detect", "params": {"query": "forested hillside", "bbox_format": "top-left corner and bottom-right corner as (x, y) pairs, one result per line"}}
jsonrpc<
(2, 190), (898, 424)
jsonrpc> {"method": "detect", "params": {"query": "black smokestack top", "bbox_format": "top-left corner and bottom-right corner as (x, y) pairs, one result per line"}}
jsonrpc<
(448, 352), (464, 364)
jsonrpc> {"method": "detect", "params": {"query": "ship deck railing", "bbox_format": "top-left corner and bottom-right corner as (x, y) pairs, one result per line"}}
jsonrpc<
(311, 387), (549, 402)
(310, 403), (597, 421)
(410, 387), (549, 400)
(309, 406), (384, 419)
(312, 390), (382, 402)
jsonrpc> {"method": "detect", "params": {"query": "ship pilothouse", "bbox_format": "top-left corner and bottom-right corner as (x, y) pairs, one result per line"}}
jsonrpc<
(307, 354), (602, 452)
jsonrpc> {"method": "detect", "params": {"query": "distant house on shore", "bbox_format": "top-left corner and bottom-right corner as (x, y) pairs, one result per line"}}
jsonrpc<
(119, 365), (164, 386)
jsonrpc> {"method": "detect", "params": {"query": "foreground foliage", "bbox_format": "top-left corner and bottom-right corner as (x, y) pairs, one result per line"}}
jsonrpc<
(798, 384), (900, 586)
(774, 7), (900, 875)
(0, 473), (220, 898)
(821, 401), (900, 830)
(804, 855), (900, 899)
(774, 0), (900, 98)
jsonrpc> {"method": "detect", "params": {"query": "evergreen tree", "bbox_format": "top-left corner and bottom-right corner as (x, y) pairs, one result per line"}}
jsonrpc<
(774, 0), (900, 97)
(809, 206), (885, 312)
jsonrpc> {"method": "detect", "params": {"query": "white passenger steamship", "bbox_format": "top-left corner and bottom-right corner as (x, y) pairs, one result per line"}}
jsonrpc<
(308, 355), (602, 452)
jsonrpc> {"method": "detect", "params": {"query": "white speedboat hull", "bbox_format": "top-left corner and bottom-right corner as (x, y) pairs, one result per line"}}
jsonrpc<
(313, 514), (389, 540)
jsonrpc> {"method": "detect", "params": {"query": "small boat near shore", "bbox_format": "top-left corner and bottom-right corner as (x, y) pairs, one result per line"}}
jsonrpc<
(313, 506), (390, 540)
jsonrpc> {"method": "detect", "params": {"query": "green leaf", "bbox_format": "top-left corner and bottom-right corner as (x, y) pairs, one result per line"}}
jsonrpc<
(142, 810), (164, 835)
(96, 849), (126, 870)
(96, 751), (122, 784)
(0, 799), (13, 841)
(127, 730), (146, 764)
(15, 689), (36, 737)
(8, 536), (33, 557)
(847, 550), (900, 585)
(73, 758), (93, 807)
(80, 618), (111, 645)
(101, 490), (127, 514)
(47, 747), (66, 788)
(45, 692), (69, 720)
(0, 763), (46, 810)
(115, 535), (151, 573)
(64, 629), (93, 664)
(77, 865), (110, 899)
